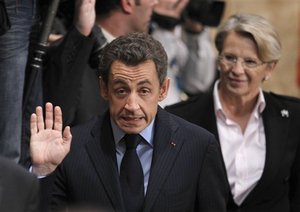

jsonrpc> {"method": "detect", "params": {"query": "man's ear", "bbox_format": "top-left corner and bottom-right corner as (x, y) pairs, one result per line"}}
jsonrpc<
(120, 0), (134, 14)
(99, 77), (108, 100)
(158, 78), (170, 102)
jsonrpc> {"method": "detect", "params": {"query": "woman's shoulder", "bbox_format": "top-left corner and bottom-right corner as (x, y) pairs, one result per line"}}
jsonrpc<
(264, 91), (300, 114)
(266, 92), (300, 104)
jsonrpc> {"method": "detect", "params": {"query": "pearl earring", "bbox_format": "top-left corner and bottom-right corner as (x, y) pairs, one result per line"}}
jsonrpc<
(264, 75), (270, 81)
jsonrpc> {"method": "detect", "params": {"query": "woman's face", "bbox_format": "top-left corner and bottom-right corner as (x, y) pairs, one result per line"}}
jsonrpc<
(218, 31), (274, 99)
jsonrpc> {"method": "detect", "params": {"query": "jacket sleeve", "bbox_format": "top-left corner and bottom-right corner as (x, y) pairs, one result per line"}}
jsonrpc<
(43, 26), (95, 127)
(196, 136), (229, 212)
(290, 138), (300, 212)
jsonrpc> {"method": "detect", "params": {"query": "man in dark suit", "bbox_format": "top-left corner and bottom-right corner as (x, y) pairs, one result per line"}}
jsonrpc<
(0, 156), (40, 211)
(30, 32), (228, 211)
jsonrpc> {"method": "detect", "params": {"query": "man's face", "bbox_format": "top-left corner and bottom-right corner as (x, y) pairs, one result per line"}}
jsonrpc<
(131, 0), (158, 32)
(101, 60), (169, 134)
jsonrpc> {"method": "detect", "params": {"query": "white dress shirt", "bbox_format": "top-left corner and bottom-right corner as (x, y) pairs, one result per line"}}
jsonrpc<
(213, 81), (266, 205)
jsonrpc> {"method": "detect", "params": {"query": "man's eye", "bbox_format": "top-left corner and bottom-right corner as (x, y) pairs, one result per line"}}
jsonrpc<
(139, 88), (150, 96)
(115, 88), (127, 95)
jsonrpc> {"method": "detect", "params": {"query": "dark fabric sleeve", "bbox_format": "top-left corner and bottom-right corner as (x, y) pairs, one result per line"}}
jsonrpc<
(43, 26), (95, 127)
(290, 136), (300, 212)
(196, 136), (229, 212)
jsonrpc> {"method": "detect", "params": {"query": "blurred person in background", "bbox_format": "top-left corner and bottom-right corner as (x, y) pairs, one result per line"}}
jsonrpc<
(152, 0), (225, 107)
(0, 0), (38, 162)
(166, 13), (300, 212)
(0, 155), (39, 211)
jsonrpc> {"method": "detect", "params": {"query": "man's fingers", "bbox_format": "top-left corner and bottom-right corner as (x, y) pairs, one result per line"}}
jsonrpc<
(54, 106), (63, 131)
(30, 113), (38, 135)
(63, 126), (72, 148)
(74, 0), (95, 36)
(45, 102), (54, 129)
(36, 106), (45, 131)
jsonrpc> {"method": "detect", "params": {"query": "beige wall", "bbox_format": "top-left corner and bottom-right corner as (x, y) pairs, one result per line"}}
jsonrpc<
(216, 0), (300, 97)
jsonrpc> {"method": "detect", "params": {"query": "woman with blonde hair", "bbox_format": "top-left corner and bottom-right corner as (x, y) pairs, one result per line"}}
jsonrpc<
(166, 13), (300, 212)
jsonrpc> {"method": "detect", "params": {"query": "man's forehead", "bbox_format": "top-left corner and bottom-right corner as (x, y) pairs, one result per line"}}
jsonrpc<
(110, 60), (156, 76)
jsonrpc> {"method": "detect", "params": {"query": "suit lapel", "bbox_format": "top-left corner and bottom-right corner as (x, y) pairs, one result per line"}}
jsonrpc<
(200, 93), (219, 141)
(242, 93), (291, 204)
(85, 113), (124, 210)
(143, 107), (183, 211)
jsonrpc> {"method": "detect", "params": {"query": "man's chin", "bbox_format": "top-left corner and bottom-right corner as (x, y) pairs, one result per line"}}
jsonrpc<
(121, 127), (143, 134)
(118, 124), (145, 134)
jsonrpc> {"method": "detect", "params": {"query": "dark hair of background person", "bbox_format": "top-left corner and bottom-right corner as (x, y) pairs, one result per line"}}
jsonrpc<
(95, 0), (120, 18)
(99, 32), (168, 86)
(151, 0), (225, 32)
(184, 0), (225, 27)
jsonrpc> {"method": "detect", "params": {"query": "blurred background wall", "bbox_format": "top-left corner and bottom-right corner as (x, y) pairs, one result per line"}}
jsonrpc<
(217, 0), (300, 97)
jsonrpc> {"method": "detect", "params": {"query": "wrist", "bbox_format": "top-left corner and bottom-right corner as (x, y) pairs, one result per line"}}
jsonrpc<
(32, 164), (57, 176)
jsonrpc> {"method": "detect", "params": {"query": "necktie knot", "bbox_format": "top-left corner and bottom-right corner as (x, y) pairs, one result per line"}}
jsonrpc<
(124, 134), (141, 150)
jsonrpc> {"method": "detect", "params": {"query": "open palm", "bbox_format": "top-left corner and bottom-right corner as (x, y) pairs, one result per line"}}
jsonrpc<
(30, 103), (72, 176)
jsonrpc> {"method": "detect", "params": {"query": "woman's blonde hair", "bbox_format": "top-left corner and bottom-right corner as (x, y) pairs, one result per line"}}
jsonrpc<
(215, 13), (281, 62)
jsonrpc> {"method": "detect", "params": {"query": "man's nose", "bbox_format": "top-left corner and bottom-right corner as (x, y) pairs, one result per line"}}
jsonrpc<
(124, 94), (140, 111)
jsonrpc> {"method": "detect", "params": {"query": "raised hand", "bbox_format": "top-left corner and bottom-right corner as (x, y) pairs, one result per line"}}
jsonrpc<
(30, 102), (72, 176)
(74, 0), (96, 36)
(154, 0), (189, 19)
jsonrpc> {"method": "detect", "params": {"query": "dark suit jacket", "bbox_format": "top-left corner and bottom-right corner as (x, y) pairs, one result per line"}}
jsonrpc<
(43, 26), (108, 127)
(165, 91), (300, 212)
(43, 107), (228, 211)
(0, 156), (39, 212)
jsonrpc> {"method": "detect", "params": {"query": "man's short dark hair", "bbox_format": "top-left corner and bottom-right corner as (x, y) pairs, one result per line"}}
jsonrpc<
(99, 32), (168, 86)
(95, 0), (141, 17)
(95, 0), (120, 17)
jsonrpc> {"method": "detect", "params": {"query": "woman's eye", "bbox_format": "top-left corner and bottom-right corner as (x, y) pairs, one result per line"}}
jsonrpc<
(245, 59), (257, 65)
(225, 54), (236, 62)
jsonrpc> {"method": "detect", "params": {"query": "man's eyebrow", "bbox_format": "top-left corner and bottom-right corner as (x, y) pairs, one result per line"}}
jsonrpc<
(111, 79), (127, 85)
(111, 79), (152, 86)
(137, 79), (151, 86)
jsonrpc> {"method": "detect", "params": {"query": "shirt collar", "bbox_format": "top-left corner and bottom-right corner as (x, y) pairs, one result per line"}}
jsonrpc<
(111, 118), (155, 147)
(100, 27), (116, 43)
(213, 80), (266, 120)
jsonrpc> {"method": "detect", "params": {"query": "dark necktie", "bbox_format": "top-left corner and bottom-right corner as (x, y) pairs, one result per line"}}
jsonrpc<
(120, 134), (144, 212)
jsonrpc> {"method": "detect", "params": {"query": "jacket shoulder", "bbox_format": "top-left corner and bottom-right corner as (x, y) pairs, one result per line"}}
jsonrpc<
(166, 92), (210, 111)
(267, 92), (300, 106)
(167, 110), (215, 139)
